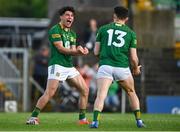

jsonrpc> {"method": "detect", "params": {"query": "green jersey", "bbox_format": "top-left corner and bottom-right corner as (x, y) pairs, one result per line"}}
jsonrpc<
(96, 22), (137, 67)
(48, 24), (76, 67)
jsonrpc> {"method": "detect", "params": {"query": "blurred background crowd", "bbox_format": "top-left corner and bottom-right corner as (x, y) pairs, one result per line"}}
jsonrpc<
(0, 0), (180, 114)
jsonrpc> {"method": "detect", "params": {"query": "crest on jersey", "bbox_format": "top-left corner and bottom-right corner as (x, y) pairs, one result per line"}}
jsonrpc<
(70, 37), (76, 42)
(56, 72), (60, 77)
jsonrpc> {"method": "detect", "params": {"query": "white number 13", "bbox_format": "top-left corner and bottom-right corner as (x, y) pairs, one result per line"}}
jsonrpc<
(107, 29), (127, 47)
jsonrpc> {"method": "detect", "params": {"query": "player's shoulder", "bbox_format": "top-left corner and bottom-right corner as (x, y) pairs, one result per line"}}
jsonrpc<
(48, 24), (59, 34)
(98, 23), (113, 31)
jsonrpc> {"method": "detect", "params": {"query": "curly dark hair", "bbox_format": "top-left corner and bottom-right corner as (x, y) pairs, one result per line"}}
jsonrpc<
(114, 6), (128, 19)
(58, 6), (75, 16)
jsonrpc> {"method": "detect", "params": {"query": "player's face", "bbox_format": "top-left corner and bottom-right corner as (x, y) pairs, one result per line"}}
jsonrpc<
(60, 11), (74, 28)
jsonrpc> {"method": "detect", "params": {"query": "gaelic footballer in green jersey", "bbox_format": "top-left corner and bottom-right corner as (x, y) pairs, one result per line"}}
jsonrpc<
(27, 6), (89, 125)
(48, 23), (77, 67)
(90, 6), (146, 128)
(96, 23), (137, 68)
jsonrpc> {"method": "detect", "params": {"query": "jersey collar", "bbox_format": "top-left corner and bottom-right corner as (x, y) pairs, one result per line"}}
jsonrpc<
(114, 22), (124, 27)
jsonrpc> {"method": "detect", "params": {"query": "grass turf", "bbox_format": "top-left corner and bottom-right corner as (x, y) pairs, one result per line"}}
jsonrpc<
(0, 113), (180, 131)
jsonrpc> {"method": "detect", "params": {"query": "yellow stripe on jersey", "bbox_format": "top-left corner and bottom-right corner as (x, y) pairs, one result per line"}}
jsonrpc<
(52, 34), (61, 38)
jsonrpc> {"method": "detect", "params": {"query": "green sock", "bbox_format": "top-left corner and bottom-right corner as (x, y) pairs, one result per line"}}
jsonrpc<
(133, 109), (141, 120)
(31, 107), (41, 117)
(93, 110), (100, 121)
(79, 109), (86, 120)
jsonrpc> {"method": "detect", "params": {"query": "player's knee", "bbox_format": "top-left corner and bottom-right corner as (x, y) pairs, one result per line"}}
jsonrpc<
(44, 87), (56, 99)
(126, 89), (135, 96)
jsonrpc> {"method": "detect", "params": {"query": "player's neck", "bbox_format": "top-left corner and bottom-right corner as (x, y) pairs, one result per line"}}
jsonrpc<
(59, 22), (70, 31)
(114, 20), (125, 25)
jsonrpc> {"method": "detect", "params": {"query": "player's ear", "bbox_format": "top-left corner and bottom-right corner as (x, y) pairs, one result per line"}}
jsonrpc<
(113, 14), (117, 22)
(125, 17), (128, 22)
(60, 16), (62, 20)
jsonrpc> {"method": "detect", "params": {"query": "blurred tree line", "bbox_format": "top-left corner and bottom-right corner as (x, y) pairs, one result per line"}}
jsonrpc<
(0, 0), (47, 18)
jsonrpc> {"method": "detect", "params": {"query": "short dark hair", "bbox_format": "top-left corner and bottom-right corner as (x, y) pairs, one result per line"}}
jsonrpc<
(114, 6), (128, 19)
(58, 6), (75, 16)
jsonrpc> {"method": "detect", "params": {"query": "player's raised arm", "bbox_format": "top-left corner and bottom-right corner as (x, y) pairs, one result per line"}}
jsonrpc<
(53, 41), (77, 55)
(53, 41), (88, 56)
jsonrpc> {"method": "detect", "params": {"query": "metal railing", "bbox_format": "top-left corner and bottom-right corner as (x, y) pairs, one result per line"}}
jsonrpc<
(0, 48), (29, 112)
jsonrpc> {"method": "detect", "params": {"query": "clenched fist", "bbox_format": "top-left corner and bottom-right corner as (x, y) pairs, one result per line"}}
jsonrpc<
(132, 65), (141, 76)
(77, 46), (89, 55)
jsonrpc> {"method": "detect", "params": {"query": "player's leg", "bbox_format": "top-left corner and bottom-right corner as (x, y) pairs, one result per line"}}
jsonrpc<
(26, 79), (60, 125)
(67, 73), (89, 124)
(90, 65), (113, 128)
(26, 65), (64, 125)
(90, 78), (112, 128)
(118, 75), (145, 128)
(93, 78), (112, 117)
(35, 79), (59, 111)
(119, 75), (139, 110)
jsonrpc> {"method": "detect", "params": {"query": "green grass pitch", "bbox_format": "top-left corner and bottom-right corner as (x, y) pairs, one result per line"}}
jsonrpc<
(0, 113), (180, 131)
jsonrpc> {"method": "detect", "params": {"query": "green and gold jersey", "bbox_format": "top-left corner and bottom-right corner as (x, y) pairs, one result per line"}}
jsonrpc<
(96, 22), (137, 67)
(48, 24), (76, 67)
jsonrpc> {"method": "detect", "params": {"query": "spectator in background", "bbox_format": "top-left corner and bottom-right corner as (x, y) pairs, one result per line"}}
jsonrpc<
(78, 64), (92, 88)
(84, 19), (98, 51)
(105, 81), (120, 112)
(33, 45), (49, 89)
(78, 63), (98, 106)
(32, 45), (49, 104)
(89, 63), (98, 97)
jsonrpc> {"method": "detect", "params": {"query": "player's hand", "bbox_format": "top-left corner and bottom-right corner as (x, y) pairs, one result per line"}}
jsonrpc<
(83, 47), (89, 55)
(77, 46), (84, 54)
(132, 65), (141, 76)
(77, 46), (89, 55)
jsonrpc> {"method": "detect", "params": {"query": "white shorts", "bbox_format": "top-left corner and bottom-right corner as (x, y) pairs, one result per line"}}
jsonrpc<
(48, 64), (79, 81)
(97, 65), (132, 81)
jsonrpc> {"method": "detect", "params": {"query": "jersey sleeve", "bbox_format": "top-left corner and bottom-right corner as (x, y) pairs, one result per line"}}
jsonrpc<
(48, 27), (62, 43)
(130, 31), (137, 48)
(96, 27), (102, 42)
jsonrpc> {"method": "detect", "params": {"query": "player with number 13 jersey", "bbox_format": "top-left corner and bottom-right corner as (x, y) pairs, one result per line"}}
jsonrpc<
(90, 6), (145, 128)
(96, 22), (137, 68)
